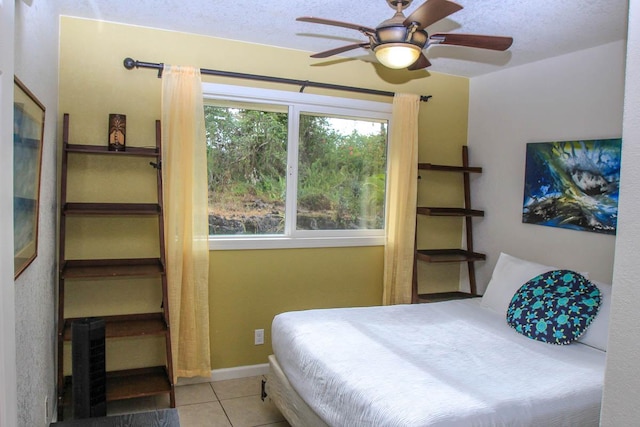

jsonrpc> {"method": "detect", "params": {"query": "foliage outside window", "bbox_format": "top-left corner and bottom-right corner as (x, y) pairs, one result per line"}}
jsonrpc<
(203, 83), (392, 250)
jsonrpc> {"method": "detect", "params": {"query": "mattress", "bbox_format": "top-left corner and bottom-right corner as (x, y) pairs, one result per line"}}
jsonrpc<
(271, 299), (606, 427)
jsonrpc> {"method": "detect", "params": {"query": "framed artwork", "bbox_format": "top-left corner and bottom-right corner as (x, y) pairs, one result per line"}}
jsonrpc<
(13, 77), (45, 278)
(522, 139), (622, 235)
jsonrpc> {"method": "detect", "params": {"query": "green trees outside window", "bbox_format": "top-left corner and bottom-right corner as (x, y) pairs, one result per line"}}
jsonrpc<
(205, 104), (387, 235)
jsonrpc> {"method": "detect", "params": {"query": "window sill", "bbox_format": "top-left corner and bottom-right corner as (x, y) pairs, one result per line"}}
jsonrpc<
(209, 235), (385, 251)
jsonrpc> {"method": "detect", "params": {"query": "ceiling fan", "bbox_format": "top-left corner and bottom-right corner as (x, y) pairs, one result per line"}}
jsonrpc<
(297, 0), (513, 70)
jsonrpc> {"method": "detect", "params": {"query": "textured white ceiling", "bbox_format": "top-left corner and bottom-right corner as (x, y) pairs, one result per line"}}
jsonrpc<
(57, 0), (629, 78)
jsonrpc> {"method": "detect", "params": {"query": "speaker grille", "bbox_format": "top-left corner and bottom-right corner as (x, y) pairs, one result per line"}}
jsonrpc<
(72, 317), (106, 418)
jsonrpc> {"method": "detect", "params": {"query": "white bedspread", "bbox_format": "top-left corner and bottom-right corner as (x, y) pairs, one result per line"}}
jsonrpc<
(271, 299), (606, 427)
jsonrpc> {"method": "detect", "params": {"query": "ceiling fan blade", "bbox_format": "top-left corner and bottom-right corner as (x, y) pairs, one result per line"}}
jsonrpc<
(430, 33), (514, 50)
(310, 43), (371, 58)
(297, 17), (376, 35)
(407, 53), (432, 70)
(404, 0), (463, 30)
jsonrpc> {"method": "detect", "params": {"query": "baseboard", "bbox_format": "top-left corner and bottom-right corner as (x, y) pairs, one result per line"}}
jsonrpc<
(176, 363), (269, 385)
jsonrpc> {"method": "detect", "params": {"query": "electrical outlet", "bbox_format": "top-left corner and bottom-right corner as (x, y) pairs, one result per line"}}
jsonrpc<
(254, 329), (264, 345)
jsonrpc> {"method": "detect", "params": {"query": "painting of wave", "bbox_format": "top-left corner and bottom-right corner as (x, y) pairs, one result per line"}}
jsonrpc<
(522, 139), (622, 235)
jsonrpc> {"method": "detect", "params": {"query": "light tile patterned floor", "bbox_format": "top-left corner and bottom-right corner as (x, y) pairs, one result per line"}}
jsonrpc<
(107, 375), (291, 427)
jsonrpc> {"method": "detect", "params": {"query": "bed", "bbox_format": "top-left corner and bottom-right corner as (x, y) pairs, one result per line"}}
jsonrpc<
(265, 253), (612, 427)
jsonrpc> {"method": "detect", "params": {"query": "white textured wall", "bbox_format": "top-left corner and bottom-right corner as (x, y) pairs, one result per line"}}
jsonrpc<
(601, 1), (640, 424)
(13, 1), (60, 425)
(0, 1), (17, 426)
(467, 40), (626, 290)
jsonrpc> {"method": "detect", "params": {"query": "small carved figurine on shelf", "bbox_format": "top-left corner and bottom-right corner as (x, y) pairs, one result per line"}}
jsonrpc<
(108, 113), (126, 151)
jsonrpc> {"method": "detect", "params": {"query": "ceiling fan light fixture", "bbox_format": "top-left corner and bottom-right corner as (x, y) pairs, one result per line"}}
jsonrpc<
(374, 43), (421, 69)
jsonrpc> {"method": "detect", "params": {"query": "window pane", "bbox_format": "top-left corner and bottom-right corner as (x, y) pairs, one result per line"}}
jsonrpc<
(205, 102), (288, 235)
(297, 114), (387, 231)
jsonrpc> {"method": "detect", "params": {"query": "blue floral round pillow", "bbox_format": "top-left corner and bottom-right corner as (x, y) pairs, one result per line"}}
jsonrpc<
(506, 270), (601, 345)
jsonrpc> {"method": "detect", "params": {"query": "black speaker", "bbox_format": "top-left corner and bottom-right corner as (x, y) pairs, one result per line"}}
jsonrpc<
(72, 317), (107, 418)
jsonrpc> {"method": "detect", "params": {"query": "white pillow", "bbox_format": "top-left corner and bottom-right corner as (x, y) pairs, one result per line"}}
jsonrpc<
(481, 252), (561, 315)
(578, 280), (612, 351)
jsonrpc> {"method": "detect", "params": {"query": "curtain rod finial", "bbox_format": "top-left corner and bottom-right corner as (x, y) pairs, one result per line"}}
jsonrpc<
(123, 57), (137, 70)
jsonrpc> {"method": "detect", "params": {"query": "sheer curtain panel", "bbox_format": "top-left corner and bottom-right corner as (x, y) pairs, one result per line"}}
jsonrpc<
(382, 93), (419, 305)
(161, 65), (212, 379)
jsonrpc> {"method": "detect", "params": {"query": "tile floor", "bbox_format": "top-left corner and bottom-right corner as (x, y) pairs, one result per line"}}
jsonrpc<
(106, 375), (291, 427)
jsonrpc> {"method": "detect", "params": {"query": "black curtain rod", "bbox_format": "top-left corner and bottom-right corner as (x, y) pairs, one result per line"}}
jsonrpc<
(123, 57), (432, 102)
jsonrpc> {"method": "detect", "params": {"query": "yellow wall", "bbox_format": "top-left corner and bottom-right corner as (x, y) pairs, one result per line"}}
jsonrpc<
(59, 17), (469, 370)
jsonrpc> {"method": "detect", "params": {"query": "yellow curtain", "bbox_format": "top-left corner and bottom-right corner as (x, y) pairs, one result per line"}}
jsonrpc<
(382, 93), (420, 305)
(161, 65), (211, 379)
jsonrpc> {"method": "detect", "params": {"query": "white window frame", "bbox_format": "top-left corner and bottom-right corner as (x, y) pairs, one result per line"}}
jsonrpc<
(202, 83), (392, 250)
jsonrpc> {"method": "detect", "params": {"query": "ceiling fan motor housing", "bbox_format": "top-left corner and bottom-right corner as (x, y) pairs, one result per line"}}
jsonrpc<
(372, 24), (428, 50)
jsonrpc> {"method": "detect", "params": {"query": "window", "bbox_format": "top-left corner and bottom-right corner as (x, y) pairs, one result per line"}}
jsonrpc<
(203, 83), (392, 250)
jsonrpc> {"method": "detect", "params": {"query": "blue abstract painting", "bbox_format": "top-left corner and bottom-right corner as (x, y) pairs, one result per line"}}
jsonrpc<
(522, 139), (622, 235)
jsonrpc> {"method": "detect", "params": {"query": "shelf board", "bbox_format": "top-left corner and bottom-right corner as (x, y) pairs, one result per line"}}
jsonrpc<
(416, 249), (486, 263)
(64, 367), (172, 404)
(416, 291), (479, 303)
(63, 313), (167, 341)
(61, 258), (164, 278)
(106, 367), (172, 402)
(418, 163), (482, 173)
(65, 143), (159, 157)
(417, 207), (484, 217)
(64, 202), (161, 216)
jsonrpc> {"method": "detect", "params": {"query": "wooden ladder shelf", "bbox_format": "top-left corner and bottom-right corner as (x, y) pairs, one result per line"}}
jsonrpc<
(56, 114), (175, 419)
(412, 146), (486, 303)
